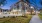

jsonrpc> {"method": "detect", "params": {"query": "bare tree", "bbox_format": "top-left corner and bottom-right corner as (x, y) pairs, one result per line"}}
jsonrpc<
(40, 0), (42, 5)
(0, 0), (6, 12)
(0, 0), (6, 7)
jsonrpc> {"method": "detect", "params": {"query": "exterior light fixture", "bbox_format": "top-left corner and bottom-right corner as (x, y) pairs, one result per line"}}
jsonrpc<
(30, 6), (34, 15)
(30, 6), (33, 8)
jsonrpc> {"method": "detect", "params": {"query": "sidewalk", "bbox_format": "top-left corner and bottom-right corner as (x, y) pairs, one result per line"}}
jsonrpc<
(29, 15), (42, 23)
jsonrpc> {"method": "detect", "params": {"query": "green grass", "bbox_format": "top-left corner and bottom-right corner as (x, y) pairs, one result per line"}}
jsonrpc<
(0, 15), (32, 23)
(38, 12), (42, 20)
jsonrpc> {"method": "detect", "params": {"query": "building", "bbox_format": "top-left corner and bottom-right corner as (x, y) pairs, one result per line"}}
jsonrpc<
(0, 0), (38, 18)
(10, 0), (35, 15)
(0, 0), (36, 17)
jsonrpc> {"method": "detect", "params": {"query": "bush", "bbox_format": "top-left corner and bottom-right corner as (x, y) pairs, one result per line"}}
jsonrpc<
(3, 16), (5, 18)
(0, 15), (32, 23)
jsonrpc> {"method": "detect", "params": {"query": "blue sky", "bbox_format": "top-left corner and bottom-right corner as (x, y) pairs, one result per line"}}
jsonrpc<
(2, 0), (19, 9)
(1, 0), (42, 10)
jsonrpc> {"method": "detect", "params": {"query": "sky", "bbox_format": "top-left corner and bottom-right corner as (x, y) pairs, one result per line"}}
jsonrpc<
(1, 0), (42, 10)
(30, 0), (42, 10)
(1, 0), (19, 9)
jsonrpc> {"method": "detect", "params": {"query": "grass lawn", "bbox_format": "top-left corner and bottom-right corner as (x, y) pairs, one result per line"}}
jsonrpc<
(38, 12), (42, 20)
(0, 15), (32, 23)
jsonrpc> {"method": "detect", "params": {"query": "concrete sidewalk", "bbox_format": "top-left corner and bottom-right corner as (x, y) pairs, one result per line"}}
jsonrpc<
(30, 15), (42, 23)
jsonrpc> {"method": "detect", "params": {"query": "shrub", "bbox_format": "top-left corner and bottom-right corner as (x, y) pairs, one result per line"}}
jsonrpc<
(3, 16), (5, 18)
(0, 15), (32, 23)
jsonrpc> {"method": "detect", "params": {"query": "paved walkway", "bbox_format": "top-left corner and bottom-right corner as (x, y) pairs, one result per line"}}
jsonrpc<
(30, 15), (42, 23)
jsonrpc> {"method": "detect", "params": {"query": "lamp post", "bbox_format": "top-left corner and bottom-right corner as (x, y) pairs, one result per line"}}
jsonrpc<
(30, 6), (33, 15)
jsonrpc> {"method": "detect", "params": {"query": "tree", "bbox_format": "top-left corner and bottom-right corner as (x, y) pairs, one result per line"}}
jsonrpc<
(0, 0), (6, 6)
(0, 0), (6, 12)
(40, 8), (42, 12)
(40, 0), (42, 5)
(25, 0), (30, 3)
